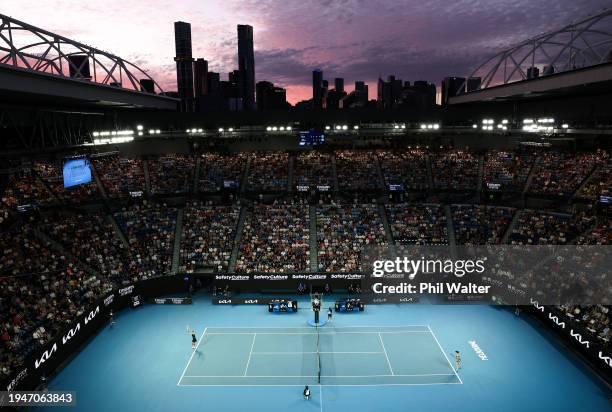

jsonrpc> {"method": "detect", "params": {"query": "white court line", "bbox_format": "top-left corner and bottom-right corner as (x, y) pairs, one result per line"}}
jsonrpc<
(251, 351), (384, 355)
(184, 373), (456, 378)
(178, 382), (463, 387)
(205, 331), (430, 335)
(204, 325), (429, 328)
(427, 325), (463, 384)
(243, 333), (257, 376)
(320, 386), (323, 412)
(378, 333), (395, 376)
(177, 327), (207, 386)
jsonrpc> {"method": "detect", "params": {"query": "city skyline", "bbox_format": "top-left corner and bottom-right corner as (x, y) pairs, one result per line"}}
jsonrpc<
(3, 0), (610, 104)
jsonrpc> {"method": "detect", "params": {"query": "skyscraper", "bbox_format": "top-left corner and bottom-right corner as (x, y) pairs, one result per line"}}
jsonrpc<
(440, 76), (466, 105)
(194, 58), (209, 97)
(174, 21), (194, 112)
(237, 25), (255, 110)
(334, 78), (344, 93)
(312, 70), (323, 109)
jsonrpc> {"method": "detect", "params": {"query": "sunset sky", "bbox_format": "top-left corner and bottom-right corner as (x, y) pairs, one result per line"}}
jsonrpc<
(3, 0), (610, 103)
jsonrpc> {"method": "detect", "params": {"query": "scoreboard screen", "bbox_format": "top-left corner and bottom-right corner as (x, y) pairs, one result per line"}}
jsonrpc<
(299, 130), (325, 146)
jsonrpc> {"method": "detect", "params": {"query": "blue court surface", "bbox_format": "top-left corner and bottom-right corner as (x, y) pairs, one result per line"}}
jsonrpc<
(38, 293), (611, 412)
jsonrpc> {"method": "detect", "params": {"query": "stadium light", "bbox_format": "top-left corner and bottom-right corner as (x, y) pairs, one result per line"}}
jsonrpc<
(401, 124), (406, 129)
(342, 125), (348, 130)
(266, 126), (272, 131)
(136, 125), (143, 131)
(287, 126), (292, 131)
(353, 125), (359, 130)
(472, 124), (478, 129)
(433, 124), (439, 130)
(502, 119), (508, 124)
(420, 124), (427, 129)
(218, 128), (224, 132)
(562, 124), (569, 129)
(325, 126), (331, 130)
(523, 118), (533, 124)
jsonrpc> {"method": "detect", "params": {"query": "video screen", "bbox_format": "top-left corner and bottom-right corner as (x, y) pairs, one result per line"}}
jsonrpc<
(299, 130), (325, 146)
(63, 158), (92, 188)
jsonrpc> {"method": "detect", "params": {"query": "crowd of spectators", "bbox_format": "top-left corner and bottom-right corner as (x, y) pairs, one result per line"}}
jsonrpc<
(93, 154), (146, 197)
(236, 199), (309, 272)
(180, 201), (239, 273)
(199, 152), (247, 192)
(40, 213), (132, 284)
(576, 157), (611, 200)
(509, 210), (593, 245)
(247, 152), (289, 192)
(149, 154), (195, 195)
(452, 205), (514, 245)
(378, 148), (429, 190)
(293, 152), (334, 189)
(317, 202), (387, 272)
(483, 150), (534, 192)
(559, 305), (610, 344)
(114, 202), (177, 278)
(386, 203), (447, 245)
(335, 151), (382, 190)
(2, 168), (55, 206)
(575, 221), (611, 245)
(432, 149), (479, 190)
(1, 224), (110, 380)
(529, 151), (608, 197)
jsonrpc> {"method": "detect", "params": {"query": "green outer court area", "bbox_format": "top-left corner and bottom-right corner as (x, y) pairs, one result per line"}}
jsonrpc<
(178, 325), (462, 386)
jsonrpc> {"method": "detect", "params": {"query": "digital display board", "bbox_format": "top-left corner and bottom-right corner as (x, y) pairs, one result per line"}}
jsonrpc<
(63, 158), (92, 188)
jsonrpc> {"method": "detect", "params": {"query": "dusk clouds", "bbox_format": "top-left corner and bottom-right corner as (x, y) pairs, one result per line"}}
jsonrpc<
(3, 0), (610, 102)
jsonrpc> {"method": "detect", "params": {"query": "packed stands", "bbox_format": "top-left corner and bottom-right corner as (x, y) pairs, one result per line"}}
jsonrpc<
(93, 154), (146, 197)
(180, 201), (239, 273)
(149, 154), (195, 195)
(378, 148), (428, 190)
(335, 151), (382, 190)
(432, 148), (479, 190)
(576, 157), (611, 200)
(1, 168), (55, 206)
(114, 203), (177, 278)
(386, 203), (447, 245)
(451, 205), (514, 245)
(236, 200), (309, 272)
(509, 210), (593, 245)
(40, 213), (132, 284)
(528, 151), (608, 196)
(247, 152), (288, 191)
(317, 202), (387, 271)
(199, 152), (247, 192)
(483, 150), (534, 192)
(293, 151), (334, 189)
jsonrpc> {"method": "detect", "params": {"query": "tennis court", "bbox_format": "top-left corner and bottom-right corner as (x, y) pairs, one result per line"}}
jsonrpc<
(177, 325), (462, 386)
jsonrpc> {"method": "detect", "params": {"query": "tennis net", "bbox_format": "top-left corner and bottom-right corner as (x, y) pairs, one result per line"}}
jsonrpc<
(316, 324), (321, 384)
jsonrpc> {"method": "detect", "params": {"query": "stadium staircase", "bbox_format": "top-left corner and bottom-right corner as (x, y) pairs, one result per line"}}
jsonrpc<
(228, 205), (247, 272)
(570, 163), (600, 200)
(309, 205), (318, 272)
(444, 205), (457, 258)
(240, 156), (252, 193)
(89, 161), (108, 200)
(425, 154), (434, 189)
(288, 156), (294, 192)
(522, 156), (540, 196)
(193, 156), (201, 193)
(32, 227), (101, 278)
(107, 214), (129, 248)
(477, 155), (484, 193)
(171, 208), (184, 274)
(375, 156), (386, 189)
(378, 204), (397, 257)
(501, 209), (522, 244)
(331, 155), (339, 191)
(143, 159), (152, 196)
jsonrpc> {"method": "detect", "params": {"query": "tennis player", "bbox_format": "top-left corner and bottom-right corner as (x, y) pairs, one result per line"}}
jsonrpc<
(191, 329), (197, 349)
(327, 307), (333, 322)
(303, 385), (310, 400)
(455, 351), (461, 370)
